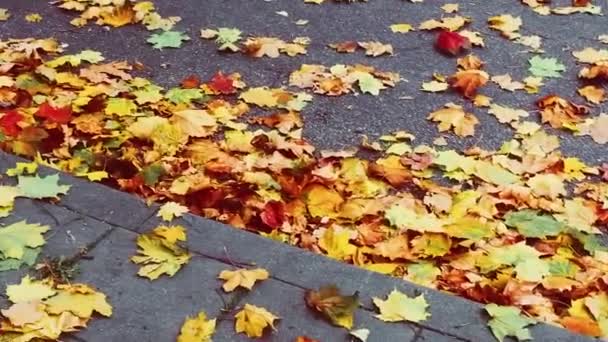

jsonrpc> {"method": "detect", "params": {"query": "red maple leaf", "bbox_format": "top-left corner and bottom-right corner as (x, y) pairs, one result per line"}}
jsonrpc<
(35, 102), (72, 124)
(209, 72), (235, 94)
(260, 200), (285, 229)
(436, 31), (470, 56)
(0, 110), (23, 137)
(181, 74), (200, 89)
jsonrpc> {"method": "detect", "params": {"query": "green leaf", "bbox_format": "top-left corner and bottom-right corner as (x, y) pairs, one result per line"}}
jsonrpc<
(166, 88), (204, 104)
(356, 72), (383, 95)
(405, 262), (440, 286)
(528, 56), (565, 78)
(147, 31), (190, 49)
(504, 209), (564, 238)
(142, 164), (165, 186)
(373, 290), (430, 323)
(17, 174), (71, 199)
(514, 257), (549, 282)
(216, 27), (242, 51)
(485, 304), (536, 342)
(133, 84), (164, 104)
(0, 247), (40, 271)
(548, 258), (580, 277)
(0, 221), (49, 259)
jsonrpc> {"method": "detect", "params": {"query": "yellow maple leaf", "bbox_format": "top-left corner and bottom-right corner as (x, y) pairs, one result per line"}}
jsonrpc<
(218, 268), (270, 292)
(319, 228), (357, 260)
(101, 5), (135, 27)
(44, 284), (113, 318)
(527, 174), (566, 199)
(305, 184), (344, 218)
(131, 232), (191, 280)
(428, 104), (479, 137)
(239, 87), (279, 107)
(25, 13), (42, 23)
(1, 301), (45, 326)
(373, 290), (430, 323)
(390, 23), (413, 33)
(157, 202), (189, 221)
(6, 276), (56, 303)
(177, 311), (216, 342)
(234, 304), (279, 338)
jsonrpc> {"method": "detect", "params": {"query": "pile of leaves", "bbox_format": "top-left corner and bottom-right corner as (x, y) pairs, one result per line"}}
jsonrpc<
(1, 275), (112, 341)
(2, 0), (608, 338)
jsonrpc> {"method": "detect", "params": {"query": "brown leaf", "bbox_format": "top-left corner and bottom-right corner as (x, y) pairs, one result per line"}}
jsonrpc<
(329, 41), (357, 53)
(537, 95), (588, 129)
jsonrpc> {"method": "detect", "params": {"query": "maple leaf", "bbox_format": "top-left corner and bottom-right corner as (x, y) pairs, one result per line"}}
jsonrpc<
(25, 13), (42, 23)
(358, 41), (393, 57)
(355, 72), (385, 95)
(485, 304), (536, 342)
(504, 210), (564, 238)
(435, 31), (470, 55)
(537, 95), (587, 129)
(234, 304), (279, 338)
(319, 228), (357, 260)
(157, 201), (189, 221)
(178, 311), (216, 342)
(35, 102), (72, 124)
(488, 14), (522, 39)
(411, 233), (451, 257)
(218, 268), (269, 292)
(131, 230), (191, 280)
(260, 200), (285, 229)
(578, 85), (605, 104)
(419, 16), (469, 31)
(0, 8), (10, 21)
(200, 27), (242, 51)
(373, 290), (430, 322)
(147, 31), (190, 49)
(44, 283), (113, 318)
(1, 301), (45, 326)
(491, 74), (524, 92)
(428, 103), (479, 137)
(17, 174), (71, 199)
(101, 5), (135, 27)
(527, 173), (566, 199)
(208, 72), (236, 94)
(449, 69), (489, 98)
(6, 276), (56, 303)
(0, 111), (23, 137)
(152, 225), (187, 244)
(488, 104), (528, 124)
(528, 56), (565, 78)
(305, 184), (343, 218)
(421, 80), (448, 92)
(105, 98), (137, 116)
(0, 220), (48, 265)
(172, 109), (217, 138)
(305, 285), (359, 329)
(166, 88), (204, 104)
(390, 23), (413, 33)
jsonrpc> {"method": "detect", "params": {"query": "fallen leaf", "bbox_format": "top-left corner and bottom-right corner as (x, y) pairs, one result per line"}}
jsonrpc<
(177, 311), (216, 342)
(218, 268), (270, 292)
(17, 174), (71, 199)
(131, 228), (191, 280)
(578, 85), (605, 104)
(390, 23), (413, 33)
(305, 285), (359, 329)
(436, 31), (470, 55)
(234, 304), (279, 338)
(157, 201), (189, 221)
(449, 69), (489, 98)
(373, 290), (430, 322)
(428, 103), (479, 137)
(528, 56), (565, 78)
(485, 304), (536, 342)
(147, 31), (189, 49)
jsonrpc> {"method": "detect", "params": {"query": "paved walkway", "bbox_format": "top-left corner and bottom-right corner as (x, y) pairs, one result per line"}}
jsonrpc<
(0, 152), (591, 341)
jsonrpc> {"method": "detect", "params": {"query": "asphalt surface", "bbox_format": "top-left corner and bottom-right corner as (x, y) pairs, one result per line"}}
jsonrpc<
(2, 0), (607, 163)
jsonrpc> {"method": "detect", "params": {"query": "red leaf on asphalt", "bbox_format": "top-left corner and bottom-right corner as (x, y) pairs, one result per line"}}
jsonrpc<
(181, 74), (200, 89)
(260, 200), (285, 229)
(209, 72), (235, 94)
(436, 31), (470, 56)
(35, 102), (72, 124)
(0, 111), (23, 137)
